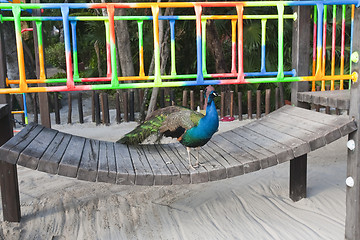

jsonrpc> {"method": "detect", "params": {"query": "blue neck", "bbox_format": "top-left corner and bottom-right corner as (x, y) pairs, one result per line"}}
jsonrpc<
(196, 98), (219, 136)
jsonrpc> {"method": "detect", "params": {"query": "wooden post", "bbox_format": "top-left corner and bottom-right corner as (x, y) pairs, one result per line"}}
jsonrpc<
(265, 89), (271, 115)
(199, 90), (204, 110)
(91, 91), (95, 122)
(325, 85), (330, 114)
(33, 93), (38, 124)
(247, 90), (252, 119)
(275, 88), (279, 110)
(129, 91), (135, 121)
(315, 86), (320, 112)
(346, 6), (360, 240)
(160, 89), (165, 108)
(220, 91), (225, 118)
(190, 90), (194, 110)
(289, 4), (310, 204)
(290, 154), (307, 201)
(230, 91), (234, 118)
(291, 4), (311, 108)
(123, 91), (129, 122)
(115, 92), (121, 124)
(0, 105), (21, 222)
(54, 92), (60, 124)
(256, 90), (261, 119)
(104, 93), (110, 125)
(182, 90), (188, 107)
(238, 92), (242, 120)
(0, 23), (21, 222)
(100, 93), (110, 124)
(67, 93), (72, 124)
(170, 90), (175, 106)
(94, 92), (101, 125)
(32, 4), (51, 128)
(78, 92), (84, 124)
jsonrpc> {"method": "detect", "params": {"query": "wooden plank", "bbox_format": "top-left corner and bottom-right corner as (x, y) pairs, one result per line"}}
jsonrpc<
(157, 144), (191, 184)
(128, 145), (154, 185)
(189, 143), (227, 182)
(114, 143), (135, 185)
(258, 115), (326, 151)
(97, 141), (116, 184)
(17, 127), (58, 169)
(280, 105), (355, 139)
(169, 143), (209, 184)
(244, 120), (310, 158)
(38, 132), (72, 174)
(233, 127), (293, 164)
(141, 145), (172, 185)
(210, 134), (261, 174)
(202, 140), (244, 178)
(0, 124), (43, 164)
(77, 139), (100, 182)
(58, 135), (86, 178)
(220, 130), (277, 170)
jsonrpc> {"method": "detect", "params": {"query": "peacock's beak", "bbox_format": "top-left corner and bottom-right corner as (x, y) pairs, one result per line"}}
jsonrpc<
(212, 91), (219, 97)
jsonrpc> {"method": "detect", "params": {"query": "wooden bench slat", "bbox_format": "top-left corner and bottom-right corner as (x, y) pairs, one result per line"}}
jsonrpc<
(261, 111), (326, 150)
(170, 143), (209, 184)
(141, 145), (173, 185)
(245, 121), (310, 158)
(1, 124), (43, 164)
(156, 144), (191, 184)
(235, 127), (294, 164)
(210, 134), (261, 174)
(128, 145), (154, 186)
(17, 127), (58, 170)
(220, 131), (277, 170)
(97, 141), (116, 184)
(38, 133), (72, 174)
(114, 143), (135, 185)
(58, 136), (86, 178)
(203, 141), (245, 178)
(78, 139), (100, 182)
(195, 144), (227, 182)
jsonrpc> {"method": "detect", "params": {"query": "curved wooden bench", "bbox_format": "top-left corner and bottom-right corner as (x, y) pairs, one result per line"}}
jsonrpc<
(297, 89), (350, 110)
(0, 105), (356, 186)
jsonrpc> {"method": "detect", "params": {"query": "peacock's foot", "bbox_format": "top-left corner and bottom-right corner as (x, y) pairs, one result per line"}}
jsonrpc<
(188, 164), (196, 171)
(193, 162), (201, 168)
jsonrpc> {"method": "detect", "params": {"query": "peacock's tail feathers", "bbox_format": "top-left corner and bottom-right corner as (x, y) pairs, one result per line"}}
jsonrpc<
(118, 105), (205, 145)
(117, 115), (166, 145)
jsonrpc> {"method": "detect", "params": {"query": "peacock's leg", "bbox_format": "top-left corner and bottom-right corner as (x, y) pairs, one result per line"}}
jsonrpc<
(194, 147), (200, 167)
(186, 147), (195, 170)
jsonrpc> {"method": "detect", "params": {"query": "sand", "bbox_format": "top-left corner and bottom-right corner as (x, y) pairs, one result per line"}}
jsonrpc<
(0, 96), (349, 240)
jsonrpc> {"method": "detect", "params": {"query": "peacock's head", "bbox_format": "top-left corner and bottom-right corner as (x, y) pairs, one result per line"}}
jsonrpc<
(207, 91), (219, 104)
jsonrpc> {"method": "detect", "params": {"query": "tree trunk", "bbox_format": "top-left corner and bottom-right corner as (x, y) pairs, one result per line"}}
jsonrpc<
(146, 2), (174, 119)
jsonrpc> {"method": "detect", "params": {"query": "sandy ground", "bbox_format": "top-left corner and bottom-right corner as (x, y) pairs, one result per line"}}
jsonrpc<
(0, 96), (349, 240)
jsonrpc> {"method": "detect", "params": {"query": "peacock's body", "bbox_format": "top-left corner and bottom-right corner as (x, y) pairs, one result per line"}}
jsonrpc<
(118, 88), (219, 169)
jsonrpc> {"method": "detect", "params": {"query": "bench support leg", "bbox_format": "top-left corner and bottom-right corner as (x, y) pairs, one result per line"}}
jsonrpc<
(0, 162), (21, 222)
(0, 110), (21, 222)
(289, 154), (307, 202)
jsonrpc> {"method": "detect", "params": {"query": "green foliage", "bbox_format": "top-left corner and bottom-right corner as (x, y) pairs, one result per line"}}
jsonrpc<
(45, 42), (66, 71)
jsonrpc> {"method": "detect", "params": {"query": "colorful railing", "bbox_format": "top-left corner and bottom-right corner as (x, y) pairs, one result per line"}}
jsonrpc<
(0, 1), (357, 94)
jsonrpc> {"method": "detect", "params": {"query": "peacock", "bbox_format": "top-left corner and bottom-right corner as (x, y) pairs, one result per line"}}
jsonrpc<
(117, 86), (219, 169)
